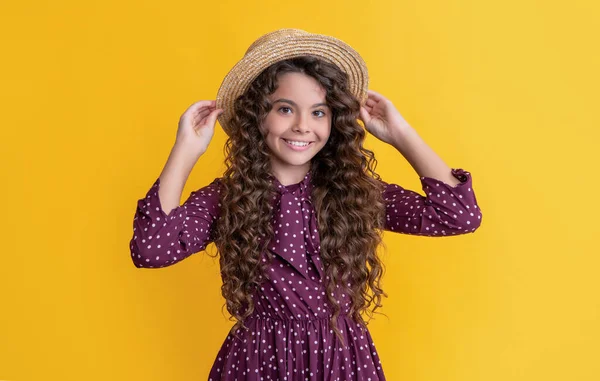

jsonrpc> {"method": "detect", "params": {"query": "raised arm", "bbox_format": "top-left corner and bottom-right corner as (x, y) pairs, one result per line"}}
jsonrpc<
(129, 99), (224, 268)
(380, 168), (482, 236)
(359, 89), (483, 236)
(129, 177), (222, 268)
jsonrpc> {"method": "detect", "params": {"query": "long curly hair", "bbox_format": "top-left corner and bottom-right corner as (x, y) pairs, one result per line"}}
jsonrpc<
(213, 55), (388, 344)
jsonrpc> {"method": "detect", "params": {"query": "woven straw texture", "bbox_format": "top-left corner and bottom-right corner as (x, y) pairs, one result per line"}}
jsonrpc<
(215, 28), (369, 135)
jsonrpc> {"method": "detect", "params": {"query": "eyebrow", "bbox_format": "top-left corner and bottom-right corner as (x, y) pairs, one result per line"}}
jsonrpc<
(273, 98), (328, 108)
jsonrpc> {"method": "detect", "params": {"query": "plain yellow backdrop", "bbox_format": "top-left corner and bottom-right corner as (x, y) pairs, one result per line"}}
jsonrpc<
(1, 0), (599, 380)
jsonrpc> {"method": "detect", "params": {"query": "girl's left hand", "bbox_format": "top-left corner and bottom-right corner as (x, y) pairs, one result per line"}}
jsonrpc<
(359, 90), (411, 145)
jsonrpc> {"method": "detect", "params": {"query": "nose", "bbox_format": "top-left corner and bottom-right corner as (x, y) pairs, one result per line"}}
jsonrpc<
(292, 112), (310, 134)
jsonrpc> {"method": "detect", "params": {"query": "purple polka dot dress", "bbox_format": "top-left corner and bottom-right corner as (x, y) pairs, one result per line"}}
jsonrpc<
(130, 168), (482, 380)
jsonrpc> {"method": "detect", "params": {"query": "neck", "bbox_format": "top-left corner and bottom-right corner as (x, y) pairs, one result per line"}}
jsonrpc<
(270, 162), (312, 186)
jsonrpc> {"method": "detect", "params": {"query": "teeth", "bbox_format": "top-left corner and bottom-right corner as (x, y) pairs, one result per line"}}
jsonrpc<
(285, 139), (310, 147)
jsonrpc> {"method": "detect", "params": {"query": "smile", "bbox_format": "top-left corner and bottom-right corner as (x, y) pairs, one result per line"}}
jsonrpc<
(282, 138), (314, 151)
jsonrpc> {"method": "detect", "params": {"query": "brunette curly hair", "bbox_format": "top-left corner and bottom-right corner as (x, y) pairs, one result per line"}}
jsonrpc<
(212, 55), (388, 344)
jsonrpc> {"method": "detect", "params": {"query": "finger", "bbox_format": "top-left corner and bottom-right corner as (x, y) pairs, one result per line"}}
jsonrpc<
(367, 89), (386, 102)
(359, 106), (370, 124)
(189, 100), (215, 110)
(194, 107), (213, 120)
(366, 98), (376, 107)
(190, 101), (216, 117)
(207, 109), (224, 127)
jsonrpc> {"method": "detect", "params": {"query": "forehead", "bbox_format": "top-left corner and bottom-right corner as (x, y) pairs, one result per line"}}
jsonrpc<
(271, 72), (326, 99)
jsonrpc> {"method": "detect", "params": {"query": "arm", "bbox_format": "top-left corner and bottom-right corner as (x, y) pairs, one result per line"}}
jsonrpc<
(390, 124), (463, 187)
(129, 143), (222, 268)
(359, 89), (482, 235)
(380, 168), (482, 236)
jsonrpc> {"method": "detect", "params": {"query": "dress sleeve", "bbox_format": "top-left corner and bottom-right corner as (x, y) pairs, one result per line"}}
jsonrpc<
(380, 168), (482, 236)
(129, 177), (222, 268)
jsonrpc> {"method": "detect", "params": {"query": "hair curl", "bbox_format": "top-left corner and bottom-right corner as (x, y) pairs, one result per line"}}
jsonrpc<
(213, 56), (388, 345)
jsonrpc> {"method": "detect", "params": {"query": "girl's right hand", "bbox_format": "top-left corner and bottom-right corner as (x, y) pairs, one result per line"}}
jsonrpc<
(175, 100), (224, 157)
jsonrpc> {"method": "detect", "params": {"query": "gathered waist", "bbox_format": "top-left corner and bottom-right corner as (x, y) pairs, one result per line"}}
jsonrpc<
(244, 312), (354, 323)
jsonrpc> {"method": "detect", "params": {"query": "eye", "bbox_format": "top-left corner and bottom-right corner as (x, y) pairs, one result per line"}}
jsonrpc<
(313, 110), (326, 117)
(278, 106), (292, 114)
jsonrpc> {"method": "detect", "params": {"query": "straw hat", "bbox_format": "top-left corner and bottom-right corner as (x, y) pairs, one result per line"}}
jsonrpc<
(215, 28), (369, 135)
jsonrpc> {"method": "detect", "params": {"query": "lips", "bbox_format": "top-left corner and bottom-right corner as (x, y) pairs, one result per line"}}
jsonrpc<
(282, 138), (314, 151)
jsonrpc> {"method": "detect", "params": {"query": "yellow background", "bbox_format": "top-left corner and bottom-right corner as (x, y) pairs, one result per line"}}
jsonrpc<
(1, 0), (599, 380)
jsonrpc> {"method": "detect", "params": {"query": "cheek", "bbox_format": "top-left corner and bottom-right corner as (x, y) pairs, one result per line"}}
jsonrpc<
(319, 122), (332, 141)
(260, 120), (276, 139)
(262, 115), (284, 135)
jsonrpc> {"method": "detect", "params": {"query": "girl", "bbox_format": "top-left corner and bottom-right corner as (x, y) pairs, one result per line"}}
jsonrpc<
(130, 29), (482, 381)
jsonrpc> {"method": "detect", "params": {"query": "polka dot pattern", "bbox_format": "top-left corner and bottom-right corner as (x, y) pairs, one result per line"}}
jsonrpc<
(129, 168), (482, 380)
(267, 171), (324, 280)
(209, 315), (385, 381)
(129, 177), (222, 268)
(380, 168), (482, 236)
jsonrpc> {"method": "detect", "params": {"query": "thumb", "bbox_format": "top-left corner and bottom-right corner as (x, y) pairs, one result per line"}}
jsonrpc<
(359, 106), (370, 125)
(209, 109), (224, 127)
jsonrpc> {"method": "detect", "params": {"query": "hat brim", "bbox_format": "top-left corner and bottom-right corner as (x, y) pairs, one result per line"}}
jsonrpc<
(215, 30), (369, 135)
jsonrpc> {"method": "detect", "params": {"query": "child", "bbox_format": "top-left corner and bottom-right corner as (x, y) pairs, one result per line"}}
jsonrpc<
(130, 29), (482, 381)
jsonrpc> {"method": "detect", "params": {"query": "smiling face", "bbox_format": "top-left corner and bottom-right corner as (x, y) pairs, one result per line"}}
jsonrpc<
(261, 72), (332, 185)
